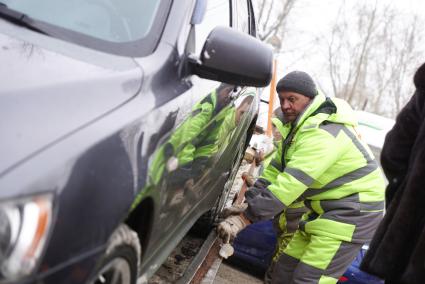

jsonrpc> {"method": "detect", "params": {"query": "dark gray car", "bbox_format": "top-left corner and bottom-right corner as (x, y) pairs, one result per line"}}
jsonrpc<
(0, 0), (272, 283)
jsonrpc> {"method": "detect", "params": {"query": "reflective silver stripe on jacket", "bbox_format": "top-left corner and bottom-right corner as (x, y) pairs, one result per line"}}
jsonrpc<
(284, 167), (315, 186)
(360, 201), (385, 212)
(304, 194), (384, 215)
(314, 194), (385, 212)
(270, 159), (284, 172)
(302, 194), (384, 242)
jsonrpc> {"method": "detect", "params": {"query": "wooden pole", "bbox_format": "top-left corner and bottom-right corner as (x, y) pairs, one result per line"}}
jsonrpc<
(266, 59), (277, 137)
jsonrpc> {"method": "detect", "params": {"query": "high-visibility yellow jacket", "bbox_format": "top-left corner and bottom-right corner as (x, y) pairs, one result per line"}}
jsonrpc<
(245, 93), (385, 243)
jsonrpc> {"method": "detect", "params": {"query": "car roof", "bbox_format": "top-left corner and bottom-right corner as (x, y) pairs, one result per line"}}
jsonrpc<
(355, 111), (395, 149)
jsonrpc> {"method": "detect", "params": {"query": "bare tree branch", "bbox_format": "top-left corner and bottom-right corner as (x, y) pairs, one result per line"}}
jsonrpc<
(346, 0), (378, 104)
(254, 0), (298, 49)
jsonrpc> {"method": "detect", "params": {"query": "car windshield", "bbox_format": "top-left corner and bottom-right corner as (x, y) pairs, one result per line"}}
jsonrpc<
(0, 0), (161, 43)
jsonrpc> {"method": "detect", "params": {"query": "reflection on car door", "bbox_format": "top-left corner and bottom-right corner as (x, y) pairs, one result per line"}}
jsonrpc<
(131, 0), (258, 243)
(184, 0), (258, 209)
(131, 0), (235, 236)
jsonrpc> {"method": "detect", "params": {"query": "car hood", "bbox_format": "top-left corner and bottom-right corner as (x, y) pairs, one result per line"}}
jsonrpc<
(0, 25), (143, 175)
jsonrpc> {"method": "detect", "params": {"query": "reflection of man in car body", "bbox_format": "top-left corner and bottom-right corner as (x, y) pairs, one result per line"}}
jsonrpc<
(151, 83), (234, 187)
(215, 94), (255, 153)
(218, 71), (386, 284)
(130, 84), (235, 204)
(150, 84), (257, 188)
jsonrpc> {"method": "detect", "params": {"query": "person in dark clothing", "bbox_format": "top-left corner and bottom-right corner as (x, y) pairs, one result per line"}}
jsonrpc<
(361, 62), (425, 284)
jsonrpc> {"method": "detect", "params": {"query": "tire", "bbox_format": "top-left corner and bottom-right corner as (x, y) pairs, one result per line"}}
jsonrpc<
(91, 224), (141, 284)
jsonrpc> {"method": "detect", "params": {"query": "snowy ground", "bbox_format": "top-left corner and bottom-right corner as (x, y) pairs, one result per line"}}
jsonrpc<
(213, 262), (262, 284)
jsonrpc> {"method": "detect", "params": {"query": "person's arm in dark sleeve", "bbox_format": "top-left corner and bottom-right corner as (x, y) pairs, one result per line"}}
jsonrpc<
(381, 90), (423, 204)
(244, 178), (286, 222)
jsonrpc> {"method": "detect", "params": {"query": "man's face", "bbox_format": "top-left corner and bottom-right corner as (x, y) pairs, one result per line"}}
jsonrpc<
(217, 87), (233, 107)
(278, 91), (312, 123)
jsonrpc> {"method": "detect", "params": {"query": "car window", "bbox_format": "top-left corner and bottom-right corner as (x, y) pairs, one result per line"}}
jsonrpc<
(194, 0), (230, 54)
(247, 0), (256, 36)
(233, 0), (249, 34)
(2, 0), (160, 43)
(0, 0), (171, 56)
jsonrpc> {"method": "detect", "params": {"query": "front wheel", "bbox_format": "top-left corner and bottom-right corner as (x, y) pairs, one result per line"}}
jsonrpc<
(91, 224), (141, 284)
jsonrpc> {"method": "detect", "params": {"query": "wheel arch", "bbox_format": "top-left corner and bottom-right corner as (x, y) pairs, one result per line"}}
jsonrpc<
(125, 197), (154, 262)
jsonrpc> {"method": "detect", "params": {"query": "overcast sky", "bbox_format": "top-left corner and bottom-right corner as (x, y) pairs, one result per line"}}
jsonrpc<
(274, 0), (425, 77)
(257, 0), (425, 124)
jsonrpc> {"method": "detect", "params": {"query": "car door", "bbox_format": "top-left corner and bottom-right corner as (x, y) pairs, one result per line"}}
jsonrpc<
(199, 0), (260, 212)
(178, 0), (260, 214)
(133, 0), (269, 269)
(145, 0), (256, 224)
(137, 0), (236, 240)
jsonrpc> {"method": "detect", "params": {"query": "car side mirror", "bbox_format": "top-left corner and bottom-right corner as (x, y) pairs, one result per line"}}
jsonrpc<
(189, 26), (273, 87)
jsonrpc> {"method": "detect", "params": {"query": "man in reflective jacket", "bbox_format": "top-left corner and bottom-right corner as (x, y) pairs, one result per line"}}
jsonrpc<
(217, 71), (386, 284)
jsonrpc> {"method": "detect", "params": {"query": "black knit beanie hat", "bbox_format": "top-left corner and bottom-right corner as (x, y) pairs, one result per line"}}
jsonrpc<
(276, 71), (318, 98)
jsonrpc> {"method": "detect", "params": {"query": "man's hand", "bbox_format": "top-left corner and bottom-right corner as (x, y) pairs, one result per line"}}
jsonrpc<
(217, 214), (251, 242)
(220, 203), (248, 219)
(241, 172), (256, 187)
